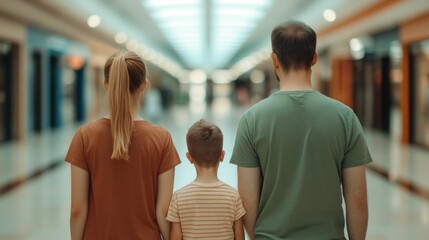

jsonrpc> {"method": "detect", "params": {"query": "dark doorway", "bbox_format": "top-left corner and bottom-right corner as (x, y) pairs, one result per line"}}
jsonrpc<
(74, 66), (85, 122)
(0, 41), (13, 142)
(410, 40), (429, 147)
(32, 51), (43, 132)
(373, 55), (392, 133)
(353, 53), (376, 129)
(62, 56), (86, 125)
(49, 52), (62, 129)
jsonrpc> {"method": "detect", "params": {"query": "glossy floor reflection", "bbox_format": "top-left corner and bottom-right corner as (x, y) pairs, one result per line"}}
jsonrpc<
(0, 103), (428, 239)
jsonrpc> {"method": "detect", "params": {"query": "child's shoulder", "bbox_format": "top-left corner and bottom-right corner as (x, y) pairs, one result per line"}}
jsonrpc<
(218, 182), (241, 195)
(173, 182), (199, 196)
(173, 181), (239, 195)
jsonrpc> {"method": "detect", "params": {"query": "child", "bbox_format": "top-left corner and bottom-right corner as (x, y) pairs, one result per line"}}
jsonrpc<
(166, 119), (246, 240)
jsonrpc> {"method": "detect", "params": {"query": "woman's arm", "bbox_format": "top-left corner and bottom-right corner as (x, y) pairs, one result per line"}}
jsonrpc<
(70, 165), (89, 240)
(170, 222), (182, 240)
(234, 218), (245, 240)
(157, 168), (175, 239)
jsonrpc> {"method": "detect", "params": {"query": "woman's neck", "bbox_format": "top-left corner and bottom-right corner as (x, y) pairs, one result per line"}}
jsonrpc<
(104, 113), (144, 121)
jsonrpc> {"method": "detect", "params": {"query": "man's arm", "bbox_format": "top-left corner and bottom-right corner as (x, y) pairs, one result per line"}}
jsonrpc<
(169, 222), (182, 240)
(157, 168), (175, 240)
(237, 167), (261, 240)
(342, 165), (368, 240)
(70, 165), (89, 240)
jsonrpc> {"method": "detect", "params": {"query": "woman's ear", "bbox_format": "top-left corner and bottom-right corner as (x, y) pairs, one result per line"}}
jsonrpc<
(140, 80), (148, 93)
(103, 81), (108, 92)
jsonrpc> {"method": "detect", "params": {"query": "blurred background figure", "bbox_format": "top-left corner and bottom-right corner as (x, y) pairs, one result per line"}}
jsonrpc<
(143, 86), (163, 123)
(142, 75), (164, 123)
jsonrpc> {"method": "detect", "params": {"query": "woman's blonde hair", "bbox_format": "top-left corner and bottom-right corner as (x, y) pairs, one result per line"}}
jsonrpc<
(104, 51), (146, 160)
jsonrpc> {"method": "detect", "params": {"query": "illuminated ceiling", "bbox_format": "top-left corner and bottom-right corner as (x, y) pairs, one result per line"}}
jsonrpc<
(103, 0), (353, 74)
(141, 0), (273, 71)
(13, 0), (429, 78)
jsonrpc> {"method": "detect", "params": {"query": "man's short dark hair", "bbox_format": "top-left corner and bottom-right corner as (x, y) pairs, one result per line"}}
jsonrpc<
(186, 119), (223, 168)
(271, 20), (317, 72)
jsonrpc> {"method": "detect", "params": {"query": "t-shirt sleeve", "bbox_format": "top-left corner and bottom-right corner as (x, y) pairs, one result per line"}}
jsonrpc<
(65, 127), (89, 172)
(158, 131), (181, 175)
(230, 114), (260, 168)
(234, 193), (246, 221)
(342, 113), (373, 168)
(166, 193), (180, 223)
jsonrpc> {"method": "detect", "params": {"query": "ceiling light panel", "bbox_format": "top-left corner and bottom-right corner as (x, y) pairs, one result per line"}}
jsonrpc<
(212, 0), (273, 67)
(142, 0), (204, 68)
(216, 0), (270, 6)
(143, 0), (273, 70)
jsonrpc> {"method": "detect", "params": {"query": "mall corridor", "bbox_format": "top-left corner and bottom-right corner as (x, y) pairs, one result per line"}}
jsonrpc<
(1, 0), (429, 239)
(0, 104), (428, 239)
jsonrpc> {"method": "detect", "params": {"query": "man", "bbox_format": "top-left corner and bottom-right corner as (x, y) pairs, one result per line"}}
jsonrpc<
(230, 20), (372, 240)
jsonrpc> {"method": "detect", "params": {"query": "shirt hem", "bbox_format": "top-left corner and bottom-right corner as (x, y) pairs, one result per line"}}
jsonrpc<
(65, 156), (89, 172)
(342, 157), (373, 169)
(230, 160), (260, 168)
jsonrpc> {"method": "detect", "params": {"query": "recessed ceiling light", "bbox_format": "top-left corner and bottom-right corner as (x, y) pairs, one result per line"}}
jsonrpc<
(189, 69), (207, 84)
(87, 15), (101, 28)
(350, 38), (365, 60)
(349, 38), (363, 51)
(323, 9), (336, 22)
(250, 69), (265, 84)
(126, 40), (139, 51)
(115, 32), (128, 44)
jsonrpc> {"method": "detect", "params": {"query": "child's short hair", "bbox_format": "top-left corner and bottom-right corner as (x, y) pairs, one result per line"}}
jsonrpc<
(186, 119), (223, 168)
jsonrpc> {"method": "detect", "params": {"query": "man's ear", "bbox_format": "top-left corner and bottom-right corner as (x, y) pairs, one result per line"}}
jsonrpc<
(271, 53), (281, 70)
(311, 51), (318, 66)
(186, 152), (194, 164)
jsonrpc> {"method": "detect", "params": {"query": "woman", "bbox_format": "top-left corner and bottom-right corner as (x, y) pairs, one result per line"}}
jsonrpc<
(66, 51), (181, 239)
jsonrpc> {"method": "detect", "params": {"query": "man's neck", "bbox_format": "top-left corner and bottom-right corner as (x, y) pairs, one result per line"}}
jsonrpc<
(279, 69), (313, 91)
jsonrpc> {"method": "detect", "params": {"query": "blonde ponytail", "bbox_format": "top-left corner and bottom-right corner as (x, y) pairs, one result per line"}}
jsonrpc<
(104, 51), (147, 160)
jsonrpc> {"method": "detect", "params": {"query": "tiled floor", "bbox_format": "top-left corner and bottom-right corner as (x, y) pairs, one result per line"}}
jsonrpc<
(0, 102), (428, 239)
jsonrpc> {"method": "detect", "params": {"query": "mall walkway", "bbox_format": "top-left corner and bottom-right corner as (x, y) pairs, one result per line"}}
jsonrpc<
(0, 102), (428, 240)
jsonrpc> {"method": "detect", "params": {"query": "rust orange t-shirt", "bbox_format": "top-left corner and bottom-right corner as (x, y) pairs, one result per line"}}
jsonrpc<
(65, 118), (181, 240)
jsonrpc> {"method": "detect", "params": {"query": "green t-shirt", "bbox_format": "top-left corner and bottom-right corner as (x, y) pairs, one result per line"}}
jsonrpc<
(230, 90), (372, 240)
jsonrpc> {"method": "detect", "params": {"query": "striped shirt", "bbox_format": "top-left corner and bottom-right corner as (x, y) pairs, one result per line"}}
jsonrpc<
(166, 181), (246, 240)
